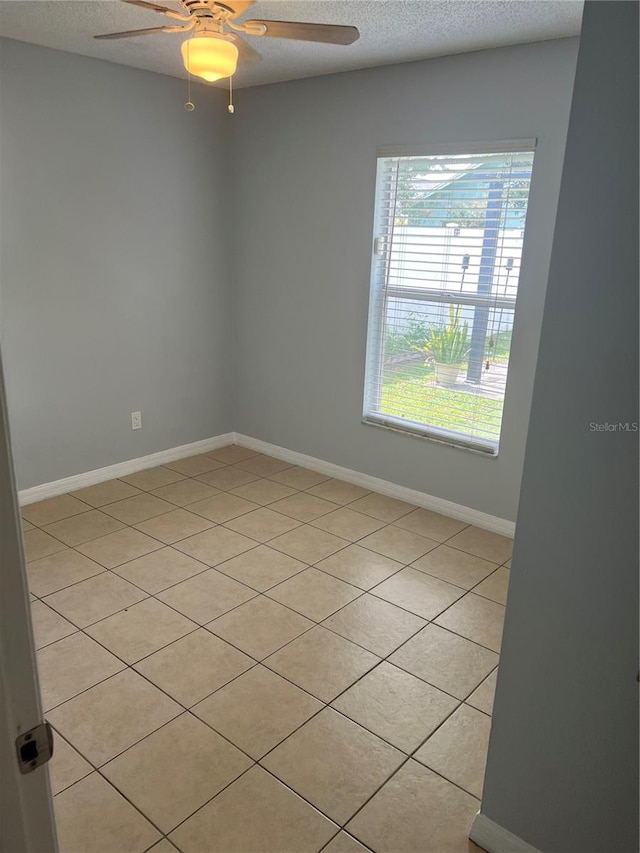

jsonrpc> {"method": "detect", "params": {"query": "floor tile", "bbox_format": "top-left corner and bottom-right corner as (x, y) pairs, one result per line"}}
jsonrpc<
(270, 526), (349, 564)
(43, 572), (146, 628)
(322, 595), (425, 657)
(332, 662), (458, 753)
(76, 527), (162, 569)
(102, 713), (251, 834)
(411, 545), (498, 590)
(265, 626), (380, 702)
(322, 832), (371, 853)
(192, 665), (322, 759)
(22, 480), (501, 851)
(389, 624), (498, 700)
(446, 526), (513, 564)
(37, 633), (125, 711)
(306, 479), (370, 505)
(373, 568), (465, 620)
(157, 568), (256, 624)
(22, 494), (90, 527)
(120, 466), (186, 491)
(466, 669), (498, 716)
(414, 704), (491, 797)
(235, 455), (294, 477)
(188, 492), (260, 523)
(101, 493), (176, 525)
(348, 493), (415, 523)
(215, 545), (307, 591)
(196, 466), (260, 490)
(86, 598), (197, 664)
(169, 765), (336, 853)
(224, 507), (301, 542)
(311, 508), (385, 541)
(207, 596), (313, 659)
(150, 478), (221, 507)
(134, 629), (254, 707)
(43, 510), (125, 546)
(435, 593), (505, 652)
(21, 519), (35, 531)
(134, 508), (214, 544)
(54, 773), (160, 853)
(267, 568), (361, 621)
(164, 454), (225, 476)
(393, 508), (468, 542)
(48, 669), (182, 765)
(231, 478), (297, 506)
(23, 529), (67, 562)
(262, 708), (404, 825)
(315, 545), (403, 590)
(359, 526), (438, 564)
(172, 526), (256, 567)
(27, 549), (105, 597)
(70, 479), (142, 508)
(269, 465), (330, 490)
(473, 566), (510, 605)
(30, 600), (76, 649)
(112, 546), (208, 593)
(346, 760), (480, 853)
(205, 444), (258, 464)
(270, 492), (340, 522)
(47, 732), (92, 795)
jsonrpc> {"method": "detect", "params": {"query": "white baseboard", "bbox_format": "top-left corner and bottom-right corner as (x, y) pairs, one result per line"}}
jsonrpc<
(18, 433), (235, 506)
(18, 430), (515, 536)
(233, 433), (515, 537)
(470, 813), (542, 853)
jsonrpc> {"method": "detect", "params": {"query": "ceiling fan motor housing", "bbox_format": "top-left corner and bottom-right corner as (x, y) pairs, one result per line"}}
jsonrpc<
(181, 1), (233, 21)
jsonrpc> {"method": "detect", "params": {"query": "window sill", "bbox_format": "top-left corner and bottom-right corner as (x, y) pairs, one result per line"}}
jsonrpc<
(362, 414), (500, 457)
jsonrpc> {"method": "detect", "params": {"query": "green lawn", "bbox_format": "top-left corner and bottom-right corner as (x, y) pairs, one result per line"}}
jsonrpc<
(380, 364), (504, 440)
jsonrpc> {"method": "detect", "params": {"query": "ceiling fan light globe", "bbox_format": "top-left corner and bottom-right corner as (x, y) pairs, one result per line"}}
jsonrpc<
(181, 34), (238, 82)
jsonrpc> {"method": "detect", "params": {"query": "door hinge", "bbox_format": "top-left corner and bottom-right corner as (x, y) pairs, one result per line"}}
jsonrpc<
(15, 722), (54, 774)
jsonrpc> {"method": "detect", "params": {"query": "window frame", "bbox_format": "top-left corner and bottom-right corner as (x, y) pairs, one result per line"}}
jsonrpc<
(362, 139), (537, 455)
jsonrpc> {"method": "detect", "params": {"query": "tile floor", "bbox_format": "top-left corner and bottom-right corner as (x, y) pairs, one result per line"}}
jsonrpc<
(23, 445), (512, 853)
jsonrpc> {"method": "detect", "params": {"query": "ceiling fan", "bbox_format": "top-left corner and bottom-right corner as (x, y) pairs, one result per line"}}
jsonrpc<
(94, 0), (360, 85)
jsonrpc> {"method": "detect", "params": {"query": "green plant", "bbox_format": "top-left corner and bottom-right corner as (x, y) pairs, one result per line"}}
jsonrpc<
(419, 304), (471, 365)
(384, 315), (431, 359)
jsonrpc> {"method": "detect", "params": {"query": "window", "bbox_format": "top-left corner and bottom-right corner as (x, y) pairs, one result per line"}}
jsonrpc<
(363, 140), (536, 454)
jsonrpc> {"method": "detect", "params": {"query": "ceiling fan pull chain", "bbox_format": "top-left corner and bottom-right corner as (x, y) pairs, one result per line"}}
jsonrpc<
(228, 74), (235, 114)
(185, 40), (195, 110)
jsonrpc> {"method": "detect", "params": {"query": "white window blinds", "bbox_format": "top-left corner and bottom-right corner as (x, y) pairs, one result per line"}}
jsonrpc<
(363, 141), (536, 454)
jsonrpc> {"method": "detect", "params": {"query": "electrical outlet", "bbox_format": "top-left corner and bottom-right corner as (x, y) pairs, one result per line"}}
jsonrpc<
(131, 411), (142, 430)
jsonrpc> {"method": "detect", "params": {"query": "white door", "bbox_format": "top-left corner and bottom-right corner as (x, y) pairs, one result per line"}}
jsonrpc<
(0, 344), (58, 852)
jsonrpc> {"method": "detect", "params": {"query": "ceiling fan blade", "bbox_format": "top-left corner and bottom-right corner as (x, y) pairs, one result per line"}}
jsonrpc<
(225, 1), (256, 19)
(121, 0), (175, 13)
(94, 26), (176, 39)
(244, 19), (359, 45)
(228, 33), (262, 64)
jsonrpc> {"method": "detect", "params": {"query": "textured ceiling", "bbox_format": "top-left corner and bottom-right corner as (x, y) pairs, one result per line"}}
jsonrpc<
(0, 0), (583, 88)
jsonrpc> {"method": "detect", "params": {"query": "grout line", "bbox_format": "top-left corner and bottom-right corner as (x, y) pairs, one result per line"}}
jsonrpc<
(340, 753), (481, 835)
(317, 828), (377, 853)
(54, 768), (168, 841)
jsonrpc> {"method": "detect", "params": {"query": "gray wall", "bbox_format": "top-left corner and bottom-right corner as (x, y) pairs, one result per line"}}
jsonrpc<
(0, 39), (234, 489)
(480, 2), (639, 850)
(0, 36), (580, 522)
(231, 38), (579, 521)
